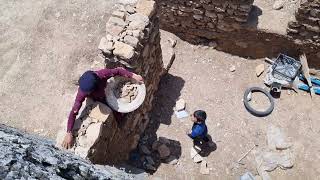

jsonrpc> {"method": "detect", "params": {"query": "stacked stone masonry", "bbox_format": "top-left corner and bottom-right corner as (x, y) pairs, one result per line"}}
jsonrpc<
(287, 0), (320, 46)
(58, 0), (163, 164)
(157, 0), (254, 40)
(157, 0), (320, 66)
(99, 0), (163, 164)
(0, 124), (140, 180)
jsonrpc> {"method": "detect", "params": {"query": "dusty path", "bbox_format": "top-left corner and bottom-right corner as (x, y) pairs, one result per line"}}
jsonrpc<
(145, 30), (320, 180)
(0, 0), (117, 138)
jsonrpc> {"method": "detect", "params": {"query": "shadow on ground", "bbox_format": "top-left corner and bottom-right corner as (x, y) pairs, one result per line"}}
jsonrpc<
(127, 73), (185, 173)
(193, 134), (217, 158)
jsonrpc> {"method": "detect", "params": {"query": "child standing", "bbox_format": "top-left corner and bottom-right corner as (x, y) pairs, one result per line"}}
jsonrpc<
(186, 110), (209, 146)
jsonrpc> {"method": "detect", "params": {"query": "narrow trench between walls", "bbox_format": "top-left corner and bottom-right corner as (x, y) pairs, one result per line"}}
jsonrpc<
(157, 0), (320, 67)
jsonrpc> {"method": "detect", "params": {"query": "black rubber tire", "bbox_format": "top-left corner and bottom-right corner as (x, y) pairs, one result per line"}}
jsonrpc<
(243, 87), (274, 117)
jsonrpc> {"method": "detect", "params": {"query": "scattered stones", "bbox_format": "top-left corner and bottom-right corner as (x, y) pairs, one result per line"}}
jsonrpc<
(145, 156), (155, 165)
(113, 41), (135, 59)
(157, 144), (171, 159)
(115, 81), (139, 103)
(145, 164), (156, 171)
(273, 0), (285, 10)
(168, 38), (177, 48)
(175, 98), (186, 111)
(152, 141), (162, 151)
(200, 160), (210, 175)
(190, 146), (201, 159)
(165, 155), (179, 165)
(267, 125), (292, 150)
(229, 65), (236, 72)
(59, 0), (162, 165)
(140, 145), (151, 155)
(255, 64), (265, 77)
(255, 125), (295, 180)
(0, 124), (138, 180)
(158, 137), (171, 145)
(55, 12), (61, 18)
(193, 154), (203, 163)
(255, 149), (294, 178)
(208, 41), (217, 49)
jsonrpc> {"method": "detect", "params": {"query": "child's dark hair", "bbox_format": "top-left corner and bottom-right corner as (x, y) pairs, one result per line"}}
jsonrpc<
(193, 110), (207, 122)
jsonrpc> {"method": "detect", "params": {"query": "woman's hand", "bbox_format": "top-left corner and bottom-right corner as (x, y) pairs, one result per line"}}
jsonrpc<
(132, 73), (144, 83)
(62, 132), (74, 149)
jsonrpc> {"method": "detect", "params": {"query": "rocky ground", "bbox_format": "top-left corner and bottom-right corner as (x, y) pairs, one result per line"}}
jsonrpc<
(135, 30), (320, 180)
(0, 124), (146, 180)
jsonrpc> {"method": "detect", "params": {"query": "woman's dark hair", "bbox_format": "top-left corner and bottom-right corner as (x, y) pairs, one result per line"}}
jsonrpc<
(193, 110), (207, 122)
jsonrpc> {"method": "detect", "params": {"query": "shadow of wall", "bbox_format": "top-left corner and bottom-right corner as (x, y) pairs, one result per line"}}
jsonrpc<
(156, 0), (320, 68)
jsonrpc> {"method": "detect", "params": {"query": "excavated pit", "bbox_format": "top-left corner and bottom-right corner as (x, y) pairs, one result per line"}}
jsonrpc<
(54, 0), (319, 166)
(157, 0), (320, 67)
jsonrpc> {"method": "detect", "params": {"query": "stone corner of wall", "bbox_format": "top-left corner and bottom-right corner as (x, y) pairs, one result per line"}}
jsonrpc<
(97, 0), (160, 69)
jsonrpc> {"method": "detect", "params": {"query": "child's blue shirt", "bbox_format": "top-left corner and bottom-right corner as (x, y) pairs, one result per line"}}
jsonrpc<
(189, 122), (208, 139)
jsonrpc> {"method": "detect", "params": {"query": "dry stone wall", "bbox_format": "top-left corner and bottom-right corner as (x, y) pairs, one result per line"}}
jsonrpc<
(157, 0), (254, 42)
(287, 0), (320, 46)
(56, 0), (163, 164)
(98, 0), (163, 164)
(157, 0), (320, 66)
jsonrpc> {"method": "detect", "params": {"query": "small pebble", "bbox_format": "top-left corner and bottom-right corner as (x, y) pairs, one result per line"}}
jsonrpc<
(229, 65), (236, 72)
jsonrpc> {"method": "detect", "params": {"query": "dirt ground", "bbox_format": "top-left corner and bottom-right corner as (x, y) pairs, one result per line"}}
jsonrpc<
(144, 30), (320, 180)
(1, 0), (320, 179)
(0, 0), (118, 138)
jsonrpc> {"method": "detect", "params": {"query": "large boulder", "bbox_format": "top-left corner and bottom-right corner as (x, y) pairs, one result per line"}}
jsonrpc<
(0, 124), (142, 180)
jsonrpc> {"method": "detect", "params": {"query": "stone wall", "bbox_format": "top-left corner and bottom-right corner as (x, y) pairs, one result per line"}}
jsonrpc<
(157, 0), (320, 67)
(99, 0), (163, 164)
(56, 0), (163, 164)
(0, 124), (142, 179)
(157, 0), (254, 42)
(287, 0), (320, 46)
